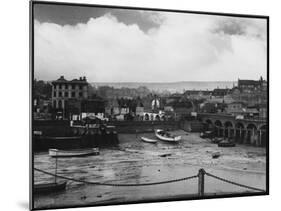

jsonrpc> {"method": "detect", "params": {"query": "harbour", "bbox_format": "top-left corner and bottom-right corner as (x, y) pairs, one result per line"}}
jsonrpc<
(33, 130), (266, 208)
(29, 3), (269, 210)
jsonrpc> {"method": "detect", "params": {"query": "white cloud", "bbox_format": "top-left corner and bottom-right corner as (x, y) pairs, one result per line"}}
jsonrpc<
(34, 12), (267, 82)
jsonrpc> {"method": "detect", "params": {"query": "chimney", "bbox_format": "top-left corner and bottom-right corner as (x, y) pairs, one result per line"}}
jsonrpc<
(83, 76), (86, 81)
(79, 77), (82, 81)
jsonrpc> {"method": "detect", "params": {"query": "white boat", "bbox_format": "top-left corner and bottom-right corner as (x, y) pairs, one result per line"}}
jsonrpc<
(141, 137), (157, 143)
(155, 129), (181, 143)
(49, 148), (99, 157)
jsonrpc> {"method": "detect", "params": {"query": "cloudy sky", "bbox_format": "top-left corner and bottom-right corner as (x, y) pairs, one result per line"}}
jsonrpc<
(34, 4), (267, 82)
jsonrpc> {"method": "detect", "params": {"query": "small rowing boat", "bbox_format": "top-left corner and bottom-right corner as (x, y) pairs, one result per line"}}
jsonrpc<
(200, 131), (214, 139)
(49, 148), (99, 157)
(34, 181), (67, 194)
(141, 137), (157, 143)
(212, 152), (221, 158)
(211, 137), (224, 144)
(155, 129), (181, 143)
(218, 140), (236, 147)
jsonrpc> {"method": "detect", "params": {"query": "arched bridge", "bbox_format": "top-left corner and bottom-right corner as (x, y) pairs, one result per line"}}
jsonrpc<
(198, 113), (268, 147)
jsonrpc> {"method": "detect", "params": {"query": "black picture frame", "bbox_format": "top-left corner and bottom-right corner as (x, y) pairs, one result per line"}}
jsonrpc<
(30, 1), (269, 210)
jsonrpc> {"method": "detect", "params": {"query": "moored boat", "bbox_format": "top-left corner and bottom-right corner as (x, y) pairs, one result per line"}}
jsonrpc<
(200, 131), (215, 139)
(34, 181), (67, 194)
(155, 129), (181, 143)
(211, 137), (224, 144)
(141, 137), (157, 143)
(212, 152), (221, 158)
(218, 140), (236, 147)
(49, 148), (99, 157)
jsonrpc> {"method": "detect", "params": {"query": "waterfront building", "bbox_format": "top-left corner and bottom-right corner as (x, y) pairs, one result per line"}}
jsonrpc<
(164, 105), (174, 112)
(120, 107), (130, 115)
(225, 101), (246, 115)
(200, 102), (217, 113)
(184, 90), (212, 99)
(238, 76), (267, 93)
(258, 104), (267, 118)
(244, 106), (260, 118)
(104, 98), (120, 117)
(51, 76), (89, 111)
(135, 102), (144, 116)
(142, 96), (153, 112)
(33, 97), (52, 120)
(212, 88), (230, 97)
(165, 98), (194, 120)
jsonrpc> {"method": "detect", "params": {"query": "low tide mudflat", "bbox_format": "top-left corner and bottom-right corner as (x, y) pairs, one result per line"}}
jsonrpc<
(33, 130), (266, 209)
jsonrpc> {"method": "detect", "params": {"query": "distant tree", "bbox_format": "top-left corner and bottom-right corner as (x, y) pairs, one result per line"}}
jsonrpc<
(88, 84), (98, 99)
(34, 79), (52, 99)
(96, 86), (113, 98)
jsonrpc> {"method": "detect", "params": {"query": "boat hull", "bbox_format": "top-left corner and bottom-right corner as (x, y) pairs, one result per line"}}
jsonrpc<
(49, 148), (99, 157)
(34, 181), (67, 194)
(212, 152), (221, 158)
(155, 130), (181, 143)
(218, 142), (236, 147)
(200, 131), (215, 139)
(211, 137), (224, 144)
(141, 137), (157, 143)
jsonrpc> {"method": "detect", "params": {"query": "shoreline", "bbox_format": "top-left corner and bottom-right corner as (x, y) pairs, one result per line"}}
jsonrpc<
(34, 130), (266, 209)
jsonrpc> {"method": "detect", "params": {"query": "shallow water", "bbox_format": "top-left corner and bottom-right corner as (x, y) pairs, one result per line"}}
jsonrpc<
(33, 131), (266, 208)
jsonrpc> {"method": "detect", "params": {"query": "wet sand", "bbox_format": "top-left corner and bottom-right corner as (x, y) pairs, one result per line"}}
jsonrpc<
(33, 130), (266, 209)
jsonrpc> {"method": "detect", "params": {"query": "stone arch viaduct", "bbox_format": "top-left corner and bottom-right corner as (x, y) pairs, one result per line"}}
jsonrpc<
(198, 113), (268, 147)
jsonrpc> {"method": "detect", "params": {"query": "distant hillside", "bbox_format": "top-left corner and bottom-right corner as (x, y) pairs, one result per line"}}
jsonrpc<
(92, 81), (236, 93)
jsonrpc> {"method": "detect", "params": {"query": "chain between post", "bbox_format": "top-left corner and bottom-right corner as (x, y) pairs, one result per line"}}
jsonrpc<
(34, 167), (198, 186)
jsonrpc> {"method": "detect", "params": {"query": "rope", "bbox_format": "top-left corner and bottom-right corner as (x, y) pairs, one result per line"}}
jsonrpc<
(34, 167), (265, 191)
(205, 172), (265, 192)
(34, 168), (198, 187)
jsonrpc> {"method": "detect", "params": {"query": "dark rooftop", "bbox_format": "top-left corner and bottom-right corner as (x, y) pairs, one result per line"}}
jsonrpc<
(238, 79), (261, 86)
(52, 76), (88, 84)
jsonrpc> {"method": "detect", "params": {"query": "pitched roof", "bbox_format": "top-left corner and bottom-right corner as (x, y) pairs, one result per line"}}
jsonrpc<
(52, 76), (88, 84)
(213, 88), (229, 92)
(238, 79), (261, 86)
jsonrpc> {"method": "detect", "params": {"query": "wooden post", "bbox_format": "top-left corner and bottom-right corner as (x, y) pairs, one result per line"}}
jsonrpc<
(251, 129), (255, 145)
(54, 151), (58, 184)
(259, 130), (262, 146)
(198, 168), (205, 197)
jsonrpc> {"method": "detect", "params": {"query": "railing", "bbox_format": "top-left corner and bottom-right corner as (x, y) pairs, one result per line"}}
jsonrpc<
(34, 168), (265, 196)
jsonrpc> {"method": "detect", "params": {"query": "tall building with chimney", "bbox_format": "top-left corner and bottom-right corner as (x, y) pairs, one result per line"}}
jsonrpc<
(238, 76), (267, 93)
(51, 76), (89, 111)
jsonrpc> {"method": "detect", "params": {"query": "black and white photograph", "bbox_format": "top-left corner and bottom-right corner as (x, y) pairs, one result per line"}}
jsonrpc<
(30, 1), (269, 210)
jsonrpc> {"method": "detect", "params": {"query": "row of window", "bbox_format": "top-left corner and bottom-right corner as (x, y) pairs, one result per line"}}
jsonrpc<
(53, 91), (83, 98)
(53, 100), (63, 109)
(240, 85), (260, 89)
(55, 84), (85, 90)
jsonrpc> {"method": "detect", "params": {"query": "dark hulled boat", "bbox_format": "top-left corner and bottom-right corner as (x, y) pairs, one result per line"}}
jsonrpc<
(218, 140), (236, 147)
(34, 181), (67, 194)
